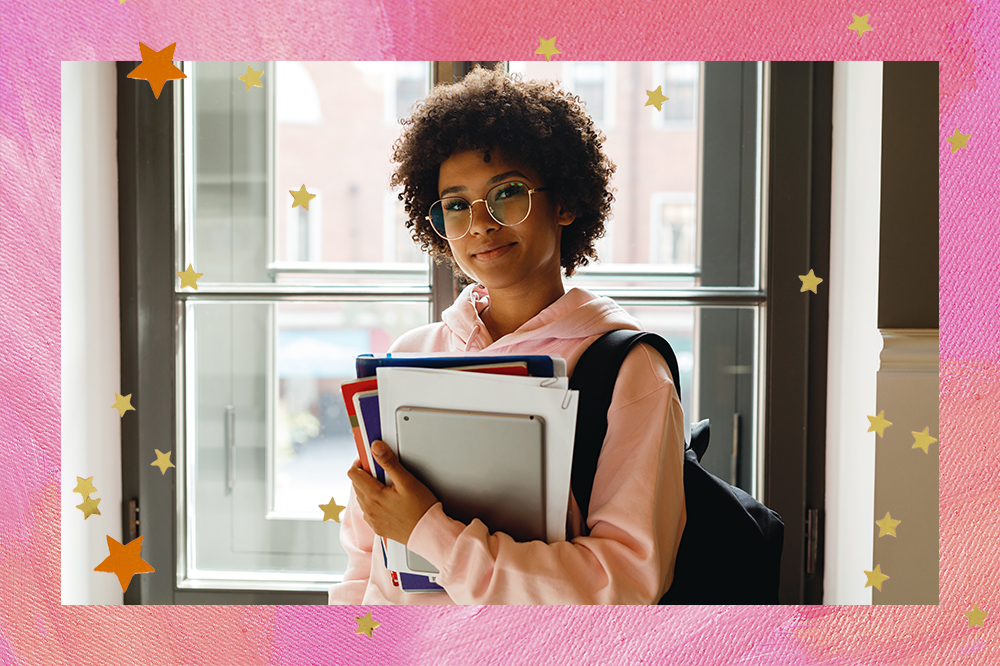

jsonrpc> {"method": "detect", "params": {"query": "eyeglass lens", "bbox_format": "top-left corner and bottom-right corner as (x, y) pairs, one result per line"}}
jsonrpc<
(429, 182), (533, 240)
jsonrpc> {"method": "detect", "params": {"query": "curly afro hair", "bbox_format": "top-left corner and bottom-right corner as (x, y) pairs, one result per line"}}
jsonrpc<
(389, 64), (616, 278)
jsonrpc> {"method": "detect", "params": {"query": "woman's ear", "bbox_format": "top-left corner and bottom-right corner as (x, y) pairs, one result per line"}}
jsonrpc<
(555, 204), (576, 227)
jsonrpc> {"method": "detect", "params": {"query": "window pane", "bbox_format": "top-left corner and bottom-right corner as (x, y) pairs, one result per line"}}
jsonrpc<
(188, 62), (433, 287)
(275, 62), (430, 275)
(271, 300), (429, 518)
(191, 62), (271, 284)
(506, 62), (701, 281)
(185, 299), (430, 579)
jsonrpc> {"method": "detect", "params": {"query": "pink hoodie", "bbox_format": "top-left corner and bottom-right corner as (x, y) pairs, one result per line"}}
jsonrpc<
(328, 283), (686, 605)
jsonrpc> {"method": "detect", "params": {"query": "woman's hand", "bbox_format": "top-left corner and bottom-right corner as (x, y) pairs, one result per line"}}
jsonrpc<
(347, 441), (439, 545)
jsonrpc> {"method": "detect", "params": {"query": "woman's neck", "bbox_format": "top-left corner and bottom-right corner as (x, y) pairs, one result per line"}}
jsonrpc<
(480, 277), (566, 341)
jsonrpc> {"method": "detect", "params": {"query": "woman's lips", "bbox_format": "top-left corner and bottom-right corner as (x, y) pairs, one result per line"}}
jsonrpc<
(473, 243), (515, 261)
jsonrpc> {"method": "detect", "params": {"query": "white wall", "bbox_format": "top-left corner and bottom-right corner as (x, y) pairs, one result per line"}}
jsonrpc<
(824, 61), (884, 604)
(61, 61), (124, 605)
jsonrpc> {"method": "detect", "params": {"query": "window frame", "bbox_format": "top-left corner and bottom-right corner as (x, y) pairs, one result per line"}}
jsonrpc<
(118, 60), (829, 605)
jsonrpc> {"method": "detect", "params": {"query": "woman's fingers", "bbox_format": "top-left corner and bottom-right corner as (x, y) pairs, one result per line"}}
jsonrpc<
(370, 440), (410, 487)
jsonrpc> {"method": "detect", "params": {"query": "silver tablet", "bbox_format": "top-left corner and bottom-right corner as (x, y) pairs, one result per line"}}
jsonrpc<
(395, 406), (547, 573)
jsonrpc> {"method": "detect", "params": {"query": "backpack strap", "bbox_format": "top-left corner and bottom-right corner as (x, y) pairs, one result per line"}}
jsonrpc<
(569, 330), (682, 530)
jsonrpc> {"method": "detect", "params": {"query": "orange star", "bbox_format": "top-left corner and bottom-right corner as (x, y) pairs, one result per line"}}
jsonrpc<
(94, 535), (155, 592)
(127, 42), (187, 99)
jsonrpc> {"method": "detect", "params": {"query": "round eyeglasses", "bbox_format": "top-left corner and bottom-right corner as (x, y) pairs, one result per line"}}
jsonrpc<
(426, 182), (549, 241)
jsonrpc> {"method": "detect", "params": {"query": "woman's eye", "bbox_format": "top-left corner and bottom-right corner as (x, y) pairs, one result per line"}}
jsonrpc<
(495, 183), (526, 200)
(443, 199), (469, 211)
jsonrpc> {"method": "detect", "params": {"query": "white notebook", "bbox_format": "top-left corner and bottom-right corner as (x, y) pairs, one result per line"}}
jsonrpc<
(376, 366), (578, 576)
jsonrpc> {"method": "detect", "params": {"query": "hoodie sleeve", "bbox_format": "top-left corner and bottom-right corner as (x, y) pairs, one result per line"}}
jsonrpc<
(405, 343), (687, 605)
(327, 486), (375, 605)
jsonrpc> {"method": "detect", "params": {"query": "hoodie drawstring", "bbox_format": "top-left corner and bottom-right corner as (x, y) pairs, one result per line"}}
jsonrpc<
(464, 323), (481, 352)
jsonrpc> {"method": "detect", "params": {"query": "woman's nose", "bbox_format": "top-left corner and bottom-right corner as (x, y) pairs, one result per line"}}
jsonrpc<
(468, 199), (500, 235)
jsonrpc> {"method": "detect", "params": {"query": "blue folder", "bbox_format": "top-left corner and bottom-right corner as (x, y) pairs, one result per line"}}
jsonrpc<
(355, 354), (559, 379)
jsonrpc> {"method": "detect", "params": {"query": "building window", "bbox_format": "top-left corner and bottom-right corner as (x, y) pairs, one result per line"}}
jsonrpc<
(385, 62), (430, 127)
(286, 190), (322, 262)
(649, 192), (696, 265)
(563, 62), (616, 129)
(652, 61), (699, 130)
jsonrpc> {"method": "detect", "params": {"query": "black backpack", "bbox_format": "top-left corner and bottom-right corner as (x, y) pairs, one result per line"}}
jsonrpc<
(569, 330), (784, 604)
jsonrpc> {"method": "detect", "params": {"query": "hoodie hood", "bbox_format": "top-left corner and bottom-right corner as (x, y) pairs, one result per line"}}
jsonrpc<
(383, 283), (643, 373)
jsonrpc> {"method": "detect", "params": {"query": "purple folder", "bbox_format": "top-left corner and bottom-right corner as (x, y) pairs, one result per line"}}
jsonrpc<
(357, 392), (443, 593)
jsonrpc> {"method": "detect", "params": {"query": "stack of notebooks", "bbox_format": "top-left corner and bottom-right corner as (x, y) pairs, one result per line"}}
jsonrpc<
(340, 353), (579, 594)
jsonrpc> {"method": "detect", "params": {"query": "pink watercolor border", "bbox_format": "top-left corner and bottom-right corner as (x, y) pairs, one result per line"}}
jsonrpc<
(2, 0), (997, 663)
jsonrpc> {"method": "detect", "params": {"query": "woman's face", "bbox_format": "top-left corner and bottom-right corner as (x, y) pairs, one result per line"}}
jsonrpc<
(436, 149), (575, 290)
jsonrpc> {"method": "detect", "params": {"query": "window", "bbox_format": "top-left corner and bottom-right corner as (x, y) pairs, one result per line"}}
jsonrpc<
(120, 60), (828, 603)
(652, 61), (699, 129)
(649, 192), (696, 265)
(562, 62), (616, 129)
(384, 61), (430, 126)
(286, 190), (322, 262)
(384, 190), (426, 264)
(170, 61), (434, 593)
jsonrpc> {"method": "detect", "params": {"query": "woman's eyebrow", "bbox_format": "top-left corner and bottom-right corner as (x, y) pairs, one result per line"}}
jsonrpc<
(440, 171), (530, 197)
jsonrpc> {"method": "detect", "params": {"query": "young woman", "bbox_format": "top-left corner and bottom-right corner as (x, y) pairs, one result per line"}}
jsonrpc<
(329, 65), (686, 605)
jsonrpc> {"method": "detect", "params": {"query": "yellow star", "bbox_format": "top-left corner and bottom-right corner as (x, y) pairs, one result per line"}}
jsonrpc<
(355, 610), (381, 638)
(319, 498), (347, 522)
(176, 264), (203, 290)
(875, 511), (900, 537)
(238, 65), (264, 92)
(94, 535), (155, 593)
(965, 604), (988, 628)
(864, 564), (889, 591)
(112, 392), (136, 418)
(535, 37), (561, 62)
(290, 184), (317, 211)
(867, 410), (892, 438)
(799, 269), (823, 293)
(76, 496), (102, 520)
(848, 13), (873, 38)
(945, 129), (970, 153)
(911, 427), (938, 453)
(645, 85), (669, 112)
(151, 449), (175, 475)
(73, 476), (98, 498)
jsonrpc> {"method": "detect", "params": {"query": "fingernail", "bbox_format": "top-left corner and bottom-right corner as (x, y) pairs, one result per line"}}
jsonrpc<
(372, 441), (386, 456)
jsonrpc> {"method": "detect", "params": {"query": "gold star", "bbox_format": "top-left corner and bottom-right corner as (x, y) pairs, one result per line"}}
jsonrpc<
(73, 476), (98, 498)
(289, 185), (317, 211)
(965, 604), (988, 628)
(945, 129), (970, 153)
(177, 264), (204, 291)
(94, 535), (155, 592)
(126, 42), (187, 99)
(355, 611), (381, 638)
(320, 498), (347, 522)
(848, 13), (873, 38)
(911, 427), (938, 453)
(535, 37), (561, 62)
(645, 85), (669, 112)
(112, 392), (136, 418)
(238, 65), (264, 92)
(76, 496), (102, 520)
(151, 450), (175, 475)
(864, 564), (889, 591)
(867, 410), (892, 438)
(875, 512), (900, 537)
(799, 269), (823, 293)
(177, 264), (203, 290)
